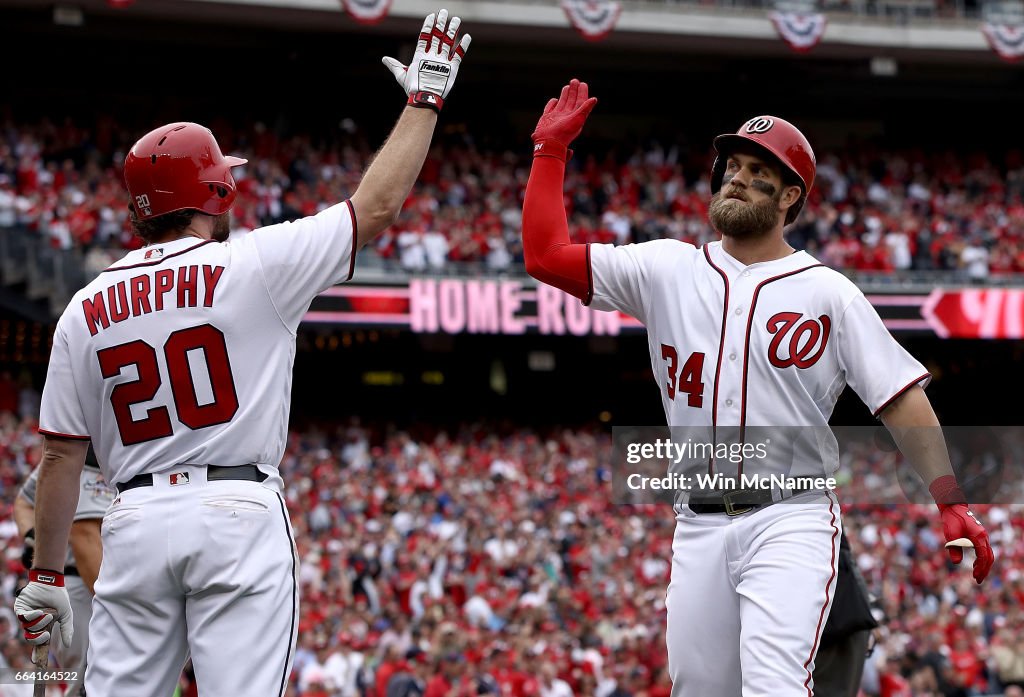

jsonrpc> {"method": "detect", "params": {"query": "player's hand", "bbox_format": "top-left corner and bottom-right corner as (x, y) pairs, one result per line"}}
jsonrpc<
(531, 78), (598, 161)
(929, 474), (994, 584)
(382, 8), (471, 113)
(13, 570), (73, 647)
(938, 503), (994, 584)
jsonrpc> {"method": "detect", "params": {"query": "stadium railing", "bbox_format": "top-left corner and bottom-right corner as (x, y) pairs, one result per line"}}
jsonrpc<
(0, 225), (86, 316)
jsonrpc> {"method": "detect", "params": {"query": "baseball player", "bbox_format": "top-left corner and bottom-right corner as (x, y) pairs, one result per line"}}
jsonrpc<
(520, 79), (994, 696)
(12, 10), (470, 696)
(13, 445), (112, 696)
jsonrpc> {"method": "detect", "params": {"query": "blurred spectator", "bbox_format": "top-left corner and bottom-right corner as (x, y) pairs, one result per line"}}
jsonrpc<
(386, 650), (430, 697)
(397, 227), (428, 272)
(15, 372), (39, 421)
(992, 627), (1024, 690)
(539, 662), (573, 697)
(961, 236), (991, 283)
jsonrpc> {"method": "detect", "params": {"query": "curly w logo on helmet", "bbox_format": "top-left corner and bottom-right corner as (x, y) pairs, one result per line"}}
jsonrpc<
(744, 117), (775, 134)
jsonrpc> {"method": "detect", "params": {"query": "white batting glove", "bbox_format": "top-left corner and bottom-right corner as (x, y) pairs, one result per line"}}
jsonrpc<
(382, 8), (471, 113)
(14, 570), (74, 647)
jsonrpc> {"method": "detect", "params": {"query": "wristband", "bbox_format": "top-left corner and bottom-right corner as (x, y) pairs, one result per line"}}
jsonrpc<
(532, 139), (571, 162)
(408, 91), (444, 113)
(929, 474), (966, 507)
(28, 568), (65, 586)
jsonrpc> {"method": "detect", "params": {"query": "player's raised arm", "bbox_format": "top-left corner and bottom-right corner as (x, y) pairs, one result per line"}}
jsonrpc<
(350, 8), (471, 249)
(879, 386), (995, 584)
(521, 79), (598, 302)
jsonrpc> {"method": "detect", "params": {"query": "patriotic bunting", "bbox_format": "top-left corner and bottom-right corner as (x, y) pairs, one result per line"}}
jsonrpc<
(982, 22), (1024, 62)
(561, 0), (622, 42)
(769, 11), (828, 53)
(341, 0), (392, 25)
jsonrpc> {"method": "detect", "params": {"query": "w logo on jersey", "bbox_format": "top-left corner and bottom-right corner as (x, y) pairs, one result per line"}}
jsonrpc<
(767, 312), (831, 369)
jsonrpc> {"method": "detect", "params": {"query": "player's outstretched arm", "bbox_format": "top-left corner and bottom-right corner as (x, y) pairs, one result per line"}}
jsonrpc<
(350, 8), (470, 249)
(522, 79), (598, 302)
(879, 386), (995, 583)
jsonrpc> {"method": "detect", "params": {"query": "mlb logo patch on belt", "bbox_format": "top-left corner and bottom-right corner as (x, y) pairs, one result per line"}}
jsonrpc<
(169, 472), (190, 486)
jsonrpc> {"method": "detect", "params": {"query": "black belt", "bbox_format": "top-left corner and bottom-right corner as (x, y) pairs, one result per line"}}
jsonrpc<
(64, 565), (79, 578)
(687, 477), (826, 516)
(116, 465), (267, 494)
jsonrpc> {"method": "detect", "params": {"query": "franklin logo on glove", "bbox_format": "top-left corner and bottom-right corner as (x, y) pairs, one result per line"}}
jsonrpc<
(383, 8), (471, 113)
(421, 61), (450, 75)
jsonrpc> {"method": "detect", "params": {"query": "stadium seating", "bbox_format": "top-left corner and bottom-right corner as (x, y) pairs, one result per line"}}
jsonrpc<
(2, 121), (1023, 310)
(0, 406), (1021, 696)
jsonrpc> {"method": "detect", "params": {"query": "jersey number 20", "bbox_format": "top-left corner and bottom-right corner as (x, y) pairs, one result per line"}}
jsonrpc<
(97, 324), (239, 446)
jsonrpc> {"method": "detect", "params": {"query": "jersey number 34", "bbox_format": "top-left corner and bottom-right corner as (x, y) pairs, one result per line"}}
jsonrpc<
(660, 344), (705, 408)
(97, 323), (239, 446)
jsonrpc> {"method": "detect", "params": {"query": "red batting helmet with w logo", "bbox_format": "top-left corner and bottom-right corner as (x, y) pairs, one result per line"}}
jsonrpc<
(124, 122), (247, 219)
(710, 116), (816, 226)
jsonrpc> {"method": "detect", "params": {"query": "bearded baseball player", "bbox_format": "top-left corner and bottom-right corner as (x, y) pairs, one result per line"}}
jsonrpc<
(14, 446), (112, 696)
(521, 79), (995, 696)
(12, 10), (470, 696)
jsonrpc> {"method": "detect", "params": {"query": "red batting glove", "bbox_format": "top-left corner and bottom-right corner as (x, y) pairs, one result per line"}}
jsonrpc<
(930, 475), (994, 584)
(531, 78), (598, 162)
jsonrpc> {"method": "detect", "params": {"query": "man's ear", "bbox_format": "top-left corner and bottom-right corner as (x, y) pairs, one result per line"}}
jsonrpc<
(780, 184), (803, 211)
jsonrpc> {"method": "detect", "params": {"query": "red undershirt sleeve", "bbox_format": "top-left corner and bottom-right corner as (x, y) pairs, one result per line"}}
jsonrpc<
(522, 155), (592, 303)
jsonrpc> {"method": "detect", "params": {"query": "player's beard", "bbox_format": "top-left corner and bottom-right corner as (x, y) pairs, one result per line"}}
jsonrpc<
(212, 212), (231, 242)
(708, 188), (781, 240)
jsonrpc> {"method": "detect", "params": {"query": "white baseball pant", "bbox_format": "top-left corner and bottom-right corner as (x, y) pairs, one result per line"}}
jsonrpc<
(666, 491), (841, 697)
(85, 465), (299, 697)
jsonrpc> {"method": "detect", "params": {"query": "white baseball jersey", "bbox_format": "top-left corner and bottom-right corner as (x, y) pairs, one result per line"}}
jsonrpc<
(591, 239), (928, 425)
(39, 201), (356, 486)
(591, 239), (929, 476)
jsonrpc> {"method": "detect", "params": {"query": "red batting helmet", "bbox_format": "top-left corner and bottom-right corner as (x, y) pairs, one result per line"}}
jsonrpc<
(710, 116), (815, 225)
(124, 122), (247, 220)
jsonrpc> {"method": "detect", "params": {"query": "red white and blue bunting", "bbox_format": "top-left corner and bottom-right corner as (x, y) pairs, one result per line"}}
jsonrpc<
(769, 11), (828, 53)
(561, 0), (622, 42)
(341, 0), (392, 25)
(982, 22), (1024, 62)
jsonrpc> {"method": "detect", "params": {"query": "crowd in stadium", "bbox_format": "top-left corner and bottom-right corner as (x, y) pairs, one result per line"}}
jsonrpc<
(0, 385), (1022, 696)
(2, 119), (1024, 281)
